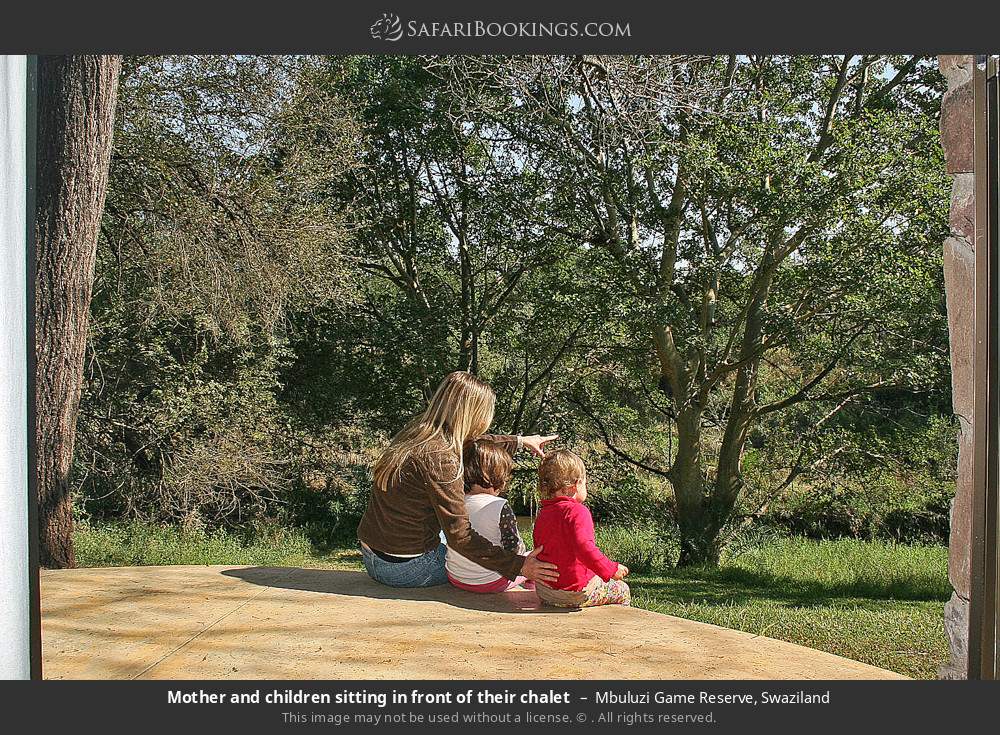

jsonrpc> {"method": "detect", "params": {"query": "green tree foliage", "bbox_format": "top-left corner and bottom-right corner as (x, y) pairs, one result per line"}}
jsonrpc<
(281, 57), (610, 437)
(75, 55), (953, 562)
(77, 56), (361, 526)
(441, 55), (951, 563)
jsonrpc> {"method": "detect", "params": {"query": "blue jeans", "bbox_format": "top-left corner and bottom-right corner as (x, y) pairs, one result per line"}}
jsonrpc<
(361, 542), (449, 588)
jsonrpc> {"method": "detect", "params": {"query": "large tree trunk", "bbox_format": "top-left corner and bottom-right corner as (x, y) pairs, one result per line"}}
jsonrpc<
(34, 55), (121, 568)
(711, 361), (759, 541)
(668, 406), (721, 566)
(673, 248), (772, 567)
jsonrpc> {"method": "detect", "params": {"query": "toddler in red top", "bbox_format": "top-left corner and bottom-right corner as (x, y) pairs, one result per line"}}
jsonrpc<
(531, 449), (630, 608)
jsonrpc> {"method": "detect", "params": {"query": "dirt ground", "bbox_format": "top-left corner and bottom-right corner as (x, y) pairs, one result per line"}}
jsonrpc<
(40, 565), (906, 680)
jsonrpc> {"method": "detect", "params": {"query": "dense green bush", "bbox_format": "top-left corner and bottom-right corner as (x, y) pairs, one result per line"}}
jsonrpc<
(594, 524), (674, 573)
(759, 478), (952, 544)
(279, 427), (381, 548)
(586, 475), (674, 530)
(739, 414), (956, 544)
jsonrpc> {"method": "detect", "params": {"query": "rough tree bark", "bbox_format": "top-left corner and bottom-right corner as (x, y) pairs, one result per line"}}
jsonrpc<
(34, 55), (121, 568)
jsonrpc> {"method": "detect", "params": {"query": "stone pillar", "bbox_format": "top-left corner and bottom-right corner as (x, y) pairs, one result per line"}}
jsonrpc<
(938, 54), (976, 680)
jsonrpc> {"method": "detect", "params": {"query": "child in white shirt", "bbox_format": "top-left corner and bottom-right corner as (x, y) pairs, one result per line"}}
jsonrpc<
(445, 439), (533, 592)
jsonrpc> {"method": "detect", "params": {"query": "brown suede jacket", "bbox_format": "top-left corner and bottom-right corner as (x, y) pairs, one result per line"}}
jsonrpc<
(357, 434), (524, 580)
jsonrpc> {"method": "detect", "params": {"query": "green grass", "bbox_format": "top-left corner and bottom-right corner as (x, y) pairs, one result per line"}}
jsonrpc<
(73, 522), (949, 679)
(629, 538), (949, 680)
(73, 521), (361, 569)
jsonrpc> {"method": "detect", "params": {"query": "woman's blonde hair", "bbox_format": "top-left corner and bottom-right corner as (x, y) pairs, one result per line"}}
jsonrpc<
(373, 371), (496, 491)
(537, 449), (586, 498)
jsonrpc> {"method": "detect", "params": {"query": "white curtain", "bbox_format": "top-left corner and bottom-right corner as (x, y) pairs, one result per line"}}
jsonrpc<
(0, 54), (30, 680)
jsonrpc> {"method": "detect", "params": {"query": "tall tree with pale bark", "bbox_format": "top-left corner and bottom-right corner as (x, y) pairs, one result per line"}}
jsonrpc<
(444, 55), (949, 565)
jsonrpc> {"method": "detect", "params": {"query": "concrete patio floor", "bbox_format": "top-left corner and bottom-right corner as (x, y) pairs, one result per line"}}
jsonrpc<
(41, 565), (906, 680)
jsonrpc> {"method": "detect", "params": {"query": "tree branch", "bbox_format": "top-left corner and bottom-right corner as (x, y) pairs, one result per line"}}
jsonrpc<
(566, 396), (672, 478)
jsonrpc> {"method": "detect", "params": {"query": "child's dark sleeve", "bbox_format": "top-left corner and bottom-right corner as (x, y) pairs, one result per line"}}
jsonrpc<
(565, 504), (619, 582)
(498, 502), (526, 554)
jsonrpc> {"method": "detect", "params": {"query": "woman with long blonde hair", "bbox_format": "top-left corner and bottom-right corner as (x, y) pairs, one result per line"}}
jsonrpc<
(358, 371), (559, 588)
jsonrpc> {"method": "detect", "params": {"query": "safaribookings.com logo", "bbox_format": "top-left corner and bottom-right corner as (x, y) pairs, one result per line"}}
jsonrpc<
(370, 13), (404, 41)
(370, 13), (631, 41)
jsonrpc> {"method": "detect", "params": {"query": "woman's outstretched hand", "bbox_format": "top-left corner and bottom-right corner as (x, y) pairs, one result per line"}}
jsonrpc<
(521, 546), (559, 584)
(521, 434), (559, 457)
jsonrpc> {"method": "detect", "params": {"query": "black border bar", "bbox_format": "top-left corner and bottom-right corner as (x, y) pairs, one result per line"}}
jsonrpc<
(4, 680), (1000, 733)
(0, 1), (994, 54)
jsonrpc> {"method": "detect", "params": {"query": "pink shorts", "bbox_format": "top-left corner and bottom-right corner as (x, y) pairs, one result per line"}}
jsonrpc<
(447, 573), (534, 593)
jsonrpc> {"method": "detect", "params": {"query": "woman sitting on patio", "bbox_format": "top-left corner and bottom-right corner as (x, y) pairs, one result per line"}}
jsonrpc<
(356, 370), (559, 588)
